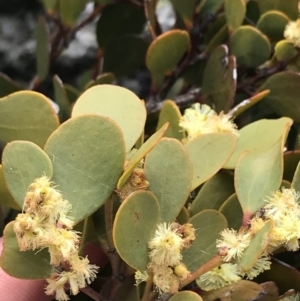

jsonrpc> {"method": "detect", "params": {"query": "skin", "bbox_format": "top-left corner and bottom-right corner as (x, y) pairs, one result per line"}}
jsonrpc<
(0, 237), (52, 301)
(0, 238), (107, 301)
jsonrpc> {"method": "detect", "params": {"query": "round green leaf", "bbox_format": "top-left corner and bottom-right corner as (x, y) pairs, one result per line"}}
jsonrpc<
(59, 0), (87, 27)
(185, 133), (236, 191)
(238, 220), (273, 271)
(0, 91), (59, 147)
(0, 165), (20, 210)
(35, 17), (50, 81)
(230, 26), (271, 68)
(176, 206), (190, 224)
(168, 291), (203, 301)
(235, 133), (287, 215)
(189, 171), (235, 216)
(0, 222), (52, 279)
(64, 84), (80, 104)
(103, 36), (148, 77)
(225, 0), (246, 30)
(246, 0), (261, 24)
(40, 0), (58, 14)
(259, 72), (300, 122)
(96, 3), (146, 48)
(202, 45), (236, 113)
(157, 100), (185, 140)
(257, 0), (298, 20)
(117, 123), (168, 189)
(144, 137), (193, 222)
(44, 115), (126, 223)
(146, 30), (190, 87)
(219, 193), (243, 230)
(113, 190), (160, 270)
(225, 117), (293, 169)
(275, 40), (298, 62)
(85, 73), (116, 90)
(2, 141), (53, 208)
(257, 11), (290, 41)
(182, 209), (227, 272)
(72, 84), (146, 152)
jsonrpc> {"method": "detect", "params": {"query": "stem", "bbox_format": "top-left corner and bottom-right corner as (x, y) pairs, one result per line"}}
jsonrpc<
(179, 255), (223, 288)
(144, 0), (157, 40)
(141, 272), (156, 301)
(81, 286), (108, 301)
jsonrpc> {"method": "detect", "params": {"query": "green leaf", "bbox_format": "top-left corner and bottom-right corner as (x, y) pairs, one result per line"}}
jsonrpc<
(103, 36), (148, 77)
(246, 0), (261, 24)
(292, 161), (300, 192)
(0, 73), (21, 98)
(96, 3), (146, 48)
(225, 117), (293, 169)
(259, 72), (300, 122)
(2, 141), (53, 208)
(235, 134), (286, 215)
(169, 0), (199, 26)
(0, 222), (52, 279)
(59, 0), (87, 27)
(257, 11), (290, 42)
(257, 0), (298, 20)
(206, 24), (228, 54)
(283, 151), (300, 182)
(219, 193), (243, 230)
(202, 45), (236, 113)
(0, 165), (20, 210)
(44, 115), (126, 223)
(35, 17), (50, 81)
(85, 73), (115, 90)
(117, 123), (168, 189)
(146, 30), (190, 87)
(230, 26), (271, 68)
(157, 100), (185, 141)
(238, 220), (273, 271)
(185, 133), (236, 191)
(176, 206), (190, 224)
(0, 91), (59, 148)
(72, 84), (146, 152)
(169, 291), (203, 301)
(189, 171), (235, 216)
(182, 209), (227, 272)
(53, 75), (71, 122)
(113, 190), (160, 270)
(224, 0), (246, 31)
(275, 40), (298, 62)
(40, 0), (58, 14)
(203, 280), (267, 301)
(144, 138), (193, 222)
(64, 84), (81, 103)
(198, 0), (223, 16)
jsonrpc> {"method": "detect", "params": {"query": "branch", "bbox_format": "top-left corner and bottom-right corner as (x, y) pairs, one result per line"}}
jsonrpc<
(146, 87), (202, 114)
(81, 286), (108, 301)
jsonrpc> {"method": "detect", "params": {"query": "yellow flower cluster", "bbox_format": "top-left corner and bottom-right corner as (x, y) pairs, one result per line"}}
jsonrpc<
(135, 222), (195, 294)
(179, 103), (238, 141)
(13, 176), (99, 301)
(198, 187), (300, 291)
(284, 19), (300, 47)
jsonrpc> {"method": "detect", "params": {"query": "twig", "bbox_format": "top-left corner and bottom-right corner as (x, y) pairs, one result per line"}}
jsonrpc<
(73, 3), (104, 32)
(81, 286), (108, 301)
(141, 271), (156, 301)
(144, 0), (157, 40)
(179, 255), (223, 288)
(146, 87), (202, 114)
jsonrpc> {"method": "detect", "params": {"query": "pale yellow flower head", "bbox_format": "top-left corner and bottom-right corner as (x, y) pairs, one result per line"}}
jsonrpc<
(216, 228), (251, 262)
(179, 103), (238, 141)
(284, 19), (300, 47)
(196, 263), (241, 290)
(148, 222), (184, 266)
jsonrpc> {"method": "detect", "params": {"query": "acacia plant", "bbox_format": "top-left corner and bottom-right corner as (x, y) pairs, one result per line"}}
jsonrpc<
(1, 1), (300, 301)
